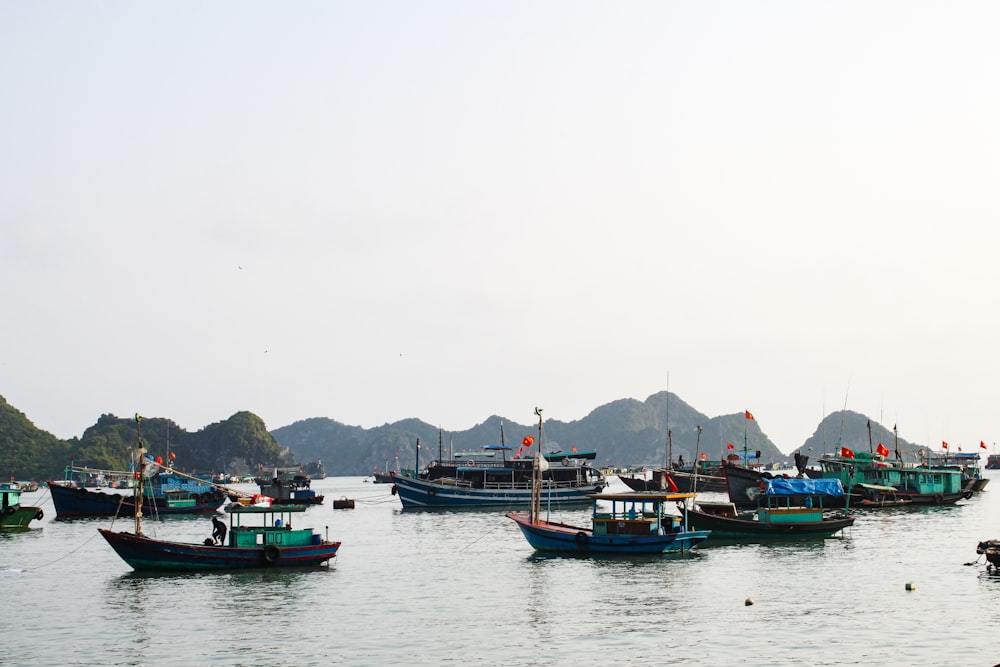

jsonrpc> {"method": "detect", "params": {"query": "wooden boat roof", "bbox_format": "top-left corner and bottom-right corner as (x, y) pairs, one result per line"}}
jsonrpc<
(589, 491), (697, 502)
(224, 503), (308, 514)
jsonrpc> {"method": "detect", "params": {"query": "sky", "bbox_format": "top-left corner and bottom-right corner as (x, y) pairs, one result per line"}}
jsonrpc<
(2, 2), (999, 455)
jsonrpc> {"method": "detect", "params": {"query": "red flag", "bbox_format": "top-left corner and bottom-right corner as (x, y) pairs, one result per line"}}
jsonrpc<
(168, 451), (176, 460)
(876, 443), (889, 457)
(840, 447), (855, 459)
(942, 441), (949, 449)
(958, 446), (962, 452)
(981, 441), (988, 450)
(522, 436), (534, 447)
(745, 410), (755, 421)
(700, 452), (707, 460)
(727, 443), (735, 450)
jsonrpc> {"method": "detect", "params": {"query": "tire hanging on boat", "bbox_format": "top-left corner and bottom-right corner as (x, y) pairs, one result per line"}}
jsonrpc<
(263, 545), (281, 564)
(575, 531), (588, 551)
(35, 509), (44, 520)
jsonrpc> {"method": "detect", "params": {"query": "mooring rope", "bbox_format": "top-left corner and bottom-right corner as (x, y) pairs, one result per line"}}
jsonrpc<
(20, 530), (105, 571)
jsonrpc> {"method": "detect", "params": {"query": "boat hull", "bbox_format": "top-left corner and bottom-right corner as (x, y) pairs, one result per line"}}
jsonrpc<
(98, 529), (340, 571)
(49, 482), (226, 517)
(0, 505), (44, 530)
(686, 508), (855, 540)
(391, 473), (604, 509)
(620, 469), (727, 494)
(506, 512), (709, 554)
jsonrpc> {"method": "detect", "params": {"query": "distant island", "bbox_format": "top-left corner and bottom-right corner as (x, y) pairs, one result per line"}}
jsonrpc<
(1, 391), (928, 480)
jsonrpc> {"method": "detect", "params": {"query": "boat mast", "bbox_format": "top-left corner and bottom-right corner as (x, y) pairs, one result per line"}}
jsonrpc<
(894, 424), (901, 461)
(438, 428), (443, 463)
(866, 419), (873, 455)
(530, 407), (544, 524)
(692, 425), (703, 493)
(664, 374), (670, 470)
(134, 413), (145, 537)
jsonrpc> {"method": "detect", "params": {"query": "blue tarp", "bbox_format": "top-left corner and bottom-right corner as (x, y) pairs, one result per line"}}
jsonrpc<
(765, 477), (845, 496)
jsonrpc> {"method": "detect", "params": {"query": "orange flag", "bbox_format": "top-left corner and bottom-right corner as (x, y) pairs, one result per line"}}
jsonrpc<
(942, 441), (949, 449)
(745, 410), (755, 421)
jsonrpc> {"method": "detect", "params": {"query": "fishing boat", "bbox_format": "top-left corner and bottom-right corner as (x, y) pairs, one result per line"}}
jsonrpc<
(815, 450), (970, 505)
(507, 408), (710, 555)
(686, 477), (855, 540)
(925, 452), (989, 492)
(0, 482), (44, 530)
(390, 449), (605, 509)
(390, 429), (605, 509)
(98, 415), (341, 572)
(48, 472), (227, 518)
(986, 454), (1000, 470)
(976, 539), (1000, 572)
(253, 467), (324, 505)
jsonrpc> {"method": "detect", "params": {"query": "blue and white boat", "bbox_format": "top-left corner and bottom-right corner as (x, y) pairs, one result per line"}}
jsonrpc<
(506, 407), (709, 554)
(507, 491), (710, 555)
(390, 446), (605, 509)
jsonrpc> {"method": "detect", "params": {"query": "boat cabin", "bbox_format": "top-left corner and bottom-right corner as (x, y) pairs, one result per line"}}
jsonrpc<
(753, 478), (847, 524)
(224, 504), (323, 548)
(590, 492), (695, 536)
(1, 482), (23, 511)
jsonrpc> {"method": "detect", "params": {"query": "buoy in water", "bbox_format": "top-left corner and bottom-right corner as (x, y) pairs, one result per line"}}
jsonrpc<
(744, 598), (754, 606)
(905, 582), (916, 591)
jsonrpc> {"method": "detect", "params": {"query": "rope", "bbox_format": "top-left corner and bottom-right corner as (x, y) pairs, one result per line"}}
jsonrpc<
(21, 530), (104, 571)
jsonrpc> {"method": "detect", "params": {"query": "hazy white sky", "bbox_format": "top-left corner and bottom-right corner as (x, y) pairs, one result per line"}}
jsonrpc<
(3, 2), (999, 454)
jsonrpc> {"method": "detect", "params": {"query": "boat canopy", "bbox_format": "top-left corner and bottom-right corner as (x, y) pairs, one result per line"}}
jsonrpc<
(765, 478), (845, 497)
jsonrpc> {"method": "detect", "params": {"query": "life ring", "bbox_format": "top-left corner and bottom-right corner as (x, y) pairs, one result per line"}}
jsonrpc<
(35, 509), (44, 520)
(263, 545), (281, 564)
(575, 531), (588, 550)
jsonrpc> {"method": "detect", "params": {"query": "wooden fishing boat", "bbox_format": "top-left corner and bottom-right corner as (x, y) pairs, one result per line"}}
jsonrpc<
(99, 415), (341, 572)
(390, 445), (605, 509)
(0, 482), (44, 530)
(816, 450), (970, 505)
(507, 408), (710, 555)
(976, 539), (1000, 572)
(687, 477), (855, 540)
(48, 476), (227, 517)
(925, 452), (989, 492)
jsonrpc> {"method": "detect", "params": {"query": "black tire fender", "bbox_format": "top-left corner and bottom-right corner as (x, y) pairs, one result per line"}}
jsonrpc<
(35, 509), (44, 520)
(263, 545), (281, 564)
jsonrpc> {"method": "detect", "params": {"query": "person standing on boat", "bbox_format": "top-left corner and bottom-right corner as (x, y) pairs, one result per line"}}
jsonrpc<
(212, 516), (227, 545)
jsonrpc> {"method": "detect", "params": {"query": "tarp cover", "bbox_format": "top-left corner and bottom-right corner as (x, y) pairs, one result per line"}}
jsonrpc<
(765, 478), (845, 496)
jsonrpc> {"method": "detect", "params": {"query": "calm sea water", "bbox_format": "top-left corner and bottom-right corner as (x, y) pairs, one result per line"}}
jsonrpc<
(3, 472), (1000, 666)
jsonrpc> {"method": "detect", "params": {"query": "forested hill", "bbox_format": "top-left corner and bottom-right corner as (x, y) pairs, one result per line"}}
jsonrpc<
(0, 395), (291, 481)
(1, 393), (934, 480)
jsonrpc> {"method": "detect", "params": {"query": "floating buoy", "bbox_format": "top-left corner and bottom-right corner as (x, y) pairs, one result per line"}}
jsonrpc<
(905, 582), (916, 591)
(744, 598), (754, 606)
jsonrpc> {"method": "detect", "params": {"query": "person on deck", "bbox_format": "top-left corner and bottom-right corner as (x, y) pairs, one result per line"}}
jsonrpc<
(212, 516), (227, 545)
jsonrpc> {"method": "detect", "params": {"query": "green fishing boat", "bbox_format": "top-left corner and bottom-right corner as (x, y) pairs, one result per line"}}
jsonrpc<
(0, 482), (44, 530)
